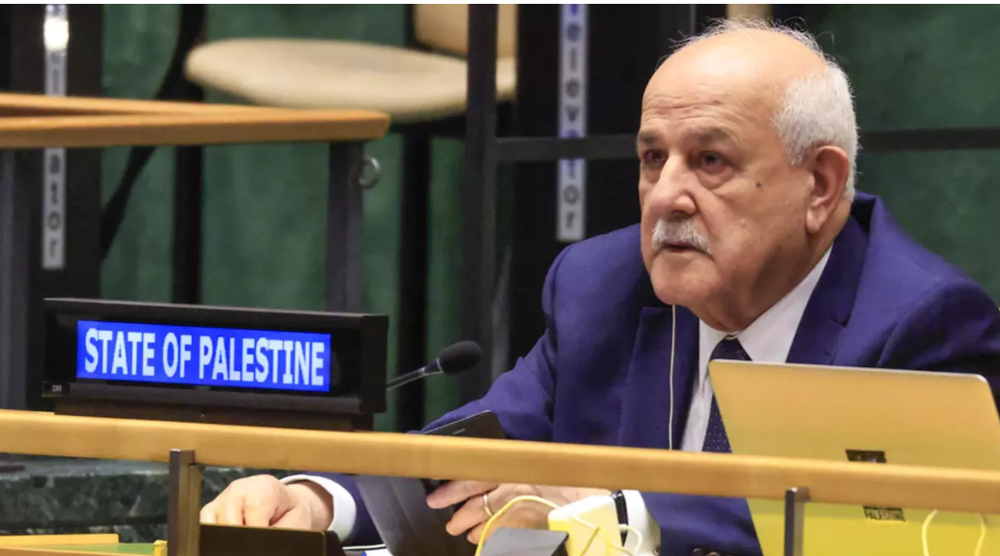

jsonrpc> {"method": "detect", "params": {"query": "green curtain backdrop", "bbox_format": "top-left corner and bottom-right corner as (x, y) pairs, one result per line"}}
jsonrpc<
(803, 5), (1000, 301)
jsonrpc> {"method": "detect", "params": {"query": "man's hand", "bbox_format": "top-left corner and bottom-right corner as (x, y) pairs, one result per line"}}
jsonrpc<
(200, 475), (333, 530)
(426, 481), (611, 544)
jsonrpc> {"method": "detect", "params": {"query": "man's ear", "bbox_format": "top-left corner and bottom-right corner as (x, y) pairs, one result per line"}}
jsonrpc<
(805, 145), (851, 235)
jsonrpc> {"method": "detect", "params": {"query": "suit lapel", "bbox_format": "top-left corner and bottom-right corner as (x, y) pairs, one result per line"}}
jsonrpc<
(618, 304), (699, 450)
(787, 215), (868, 365)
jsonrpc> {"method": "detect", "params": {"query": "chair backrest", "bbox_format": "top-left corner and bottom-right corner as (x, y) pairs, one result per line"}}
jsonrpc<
(726, 4), (772, 20)
(413, 4), (518, 59)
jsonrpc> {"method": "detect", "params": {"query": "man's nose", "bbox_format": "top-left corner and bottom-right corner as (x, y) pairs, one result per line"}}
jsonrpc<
(644, 159), (697, 216)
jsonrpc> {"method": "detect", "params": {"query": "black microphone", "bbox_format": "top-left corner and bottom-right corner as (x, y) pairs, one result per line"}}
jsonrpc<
(386, 341), (482, 391)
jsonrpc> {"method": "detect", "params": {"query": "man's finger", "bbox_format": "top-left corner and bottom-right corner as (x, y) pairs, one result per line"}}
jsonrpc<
(214, 505), (227, 526)
(427, 481), (496, 509)
(272, 505), (311, 529)
(200, 502), (217, 524)
(466, 523), (487, 545)
(444, 495), (491, 536)
(243, 488), (281, 528)
(220, 491), (247, 525)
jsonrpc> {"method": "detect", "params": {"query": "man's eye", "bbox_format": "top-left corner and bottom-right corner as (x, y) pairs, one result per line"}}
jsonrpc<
(700, 152), (726, 169)
(642, 150), (666, 166)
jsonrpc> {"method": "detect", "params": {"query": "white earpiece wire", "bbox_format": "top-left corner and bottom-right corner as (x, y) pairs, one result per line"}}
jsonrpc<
(668, 304), (676, 451)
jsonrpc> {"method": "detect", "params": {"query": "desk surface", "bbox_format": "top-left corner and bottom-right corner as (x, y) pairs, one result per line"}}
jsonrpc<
(0, 92), (274, 116)
(0, 545), (154, 556)
(0, 534), (151, 556)
(0, 93), (390, 148)
(3, 410), (1000, 515)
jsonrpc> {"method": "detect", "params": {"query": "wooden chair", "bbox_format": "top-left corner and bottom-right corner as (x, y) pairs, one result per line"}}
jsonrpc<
(183, 5), (518, 123)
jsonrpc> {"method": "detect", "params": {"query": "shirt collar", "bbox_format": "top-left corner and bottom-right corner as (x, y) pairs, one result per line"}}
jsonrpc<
(697, 247), (832, 382)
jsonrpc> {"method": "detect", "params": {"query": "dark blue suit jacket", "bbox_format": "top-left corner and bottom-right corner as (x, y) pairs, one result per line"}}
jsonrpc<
(336, 193), (1000, 555)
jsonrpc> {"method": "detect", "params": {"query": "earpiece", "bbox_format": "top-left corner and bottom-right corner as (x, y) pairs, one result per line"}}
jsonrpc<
(668, 304), (676, 451)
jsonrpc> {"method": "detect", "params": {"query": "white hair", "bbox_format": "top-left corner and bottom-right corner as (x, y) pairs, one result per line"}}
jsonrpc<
(679, 19), (859, 199)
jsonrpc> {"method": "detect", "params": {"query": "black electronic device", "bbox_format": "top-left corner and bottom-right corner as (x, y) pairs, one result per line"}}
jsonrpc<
(200, 524), (346, 556)
(481, 528), (569, 556)
(41, 298), (388, 430)
(423, 409), (505, 439)
(355, 411), (507, 556)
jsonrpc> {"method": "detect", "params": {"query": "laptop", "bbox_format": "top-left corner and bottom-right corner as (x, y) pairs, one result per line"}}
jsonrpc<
(710, 360), (1000, 556)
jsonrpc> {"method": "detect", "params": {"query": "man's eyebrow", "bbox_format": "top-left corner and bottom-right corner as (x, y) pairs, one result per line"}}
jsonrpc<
(636, 127), (738, 148)
(636, 130), (659, 146)
(693, 127), (738, 146)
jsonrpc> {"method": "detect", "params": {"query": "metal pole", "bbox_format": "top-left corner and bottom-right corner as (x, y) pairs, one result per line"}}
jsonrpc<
(171, 4), (207, 305)
(168, 449), (202, 556)
(0, 151), (28, 410)
(461, 4), (499, 401)
(784, 486), (810, 556)
(326, 143), (365, 312)
(395, 132), (430, 432)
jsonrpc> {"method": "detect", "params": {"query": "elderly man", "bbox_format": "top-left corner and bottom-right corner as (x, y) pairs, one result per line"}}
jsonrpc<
(201, 21), (1000, 556)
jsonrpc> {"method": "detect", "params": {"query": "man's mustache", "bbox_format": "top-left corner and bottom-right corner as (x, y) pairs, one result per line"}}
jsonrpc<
(652, 217), (711, 255)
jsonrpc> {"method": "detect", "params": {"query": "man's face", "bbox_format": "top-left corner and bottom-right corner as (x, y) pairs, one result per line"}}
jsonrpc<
(637, 53), (814, 326)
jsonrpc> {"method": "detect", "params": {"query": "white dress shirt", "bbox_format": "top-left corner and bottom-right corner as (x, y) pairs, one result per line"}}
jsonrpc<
(682, 247), (831, 452)
(620, 246), (831, 553)
(289, 247), (832, 548)
(281, 473), (358, 540)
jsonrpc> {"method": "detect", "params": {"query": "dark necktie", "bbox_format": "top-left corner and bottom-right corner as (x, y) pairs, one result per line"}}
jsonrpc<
(702, 337), (751, 453)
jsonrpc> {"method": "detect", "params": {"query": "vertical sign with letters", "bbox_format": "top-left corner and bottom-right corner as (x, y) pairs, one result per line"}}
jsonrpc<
(557, 4), (588, 242)
(42, 4), (68, 270)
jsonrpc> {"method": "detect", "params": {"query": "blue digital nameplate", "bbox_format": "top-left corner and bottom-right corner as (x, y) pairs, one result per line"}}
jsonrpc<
(76, 320), (333, 393)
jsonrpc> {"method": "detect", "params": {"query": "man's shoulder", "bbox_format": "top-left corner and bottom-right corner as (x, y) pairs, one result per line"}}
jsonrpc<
(556, 224), (643, 270)
(857, 194), (984, 297)
(545, 224), (655, 314)
(841, 194), (1000, 374)
(847, 193), (998, 352)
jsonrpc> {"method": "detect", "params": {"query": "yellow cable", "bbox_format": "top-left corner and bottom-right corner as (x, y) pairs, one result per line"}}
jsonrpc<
(473, 495), (635, 556)
(921, 510), (987, 556)
(921, 509), (938, 556)
(974, 514), (987, 556)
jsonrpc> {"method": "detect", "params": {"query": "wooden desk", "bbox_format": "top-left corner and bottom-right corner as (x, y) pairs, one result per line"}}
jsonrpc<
(0, 409), (997, 515)
(1, 410), (1000, 556)
(0, 110), (387, 149)
(0, 411), (1000, 556)
(0, 93), (387, 147)
(0, 95), (390, 413)
(0, 92), (280, 117)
